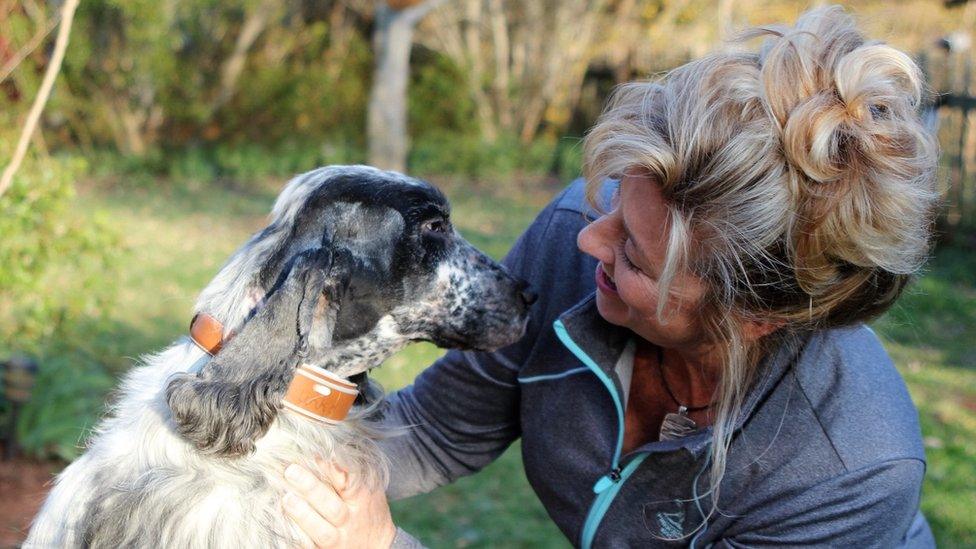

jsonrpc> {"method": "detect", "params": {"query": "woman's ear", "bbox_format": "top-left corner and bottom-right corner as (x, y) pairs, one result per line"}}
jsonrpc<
(166, 248), (346, 457)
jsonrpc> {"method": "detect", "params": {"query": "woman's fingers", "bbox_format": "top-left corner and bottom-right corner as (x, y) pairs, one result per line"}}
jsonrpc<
(284, 464), (350, 527)
(316, 458), (348, 494)
(283, 461), (398, 549)
(282, 489), (338, 547)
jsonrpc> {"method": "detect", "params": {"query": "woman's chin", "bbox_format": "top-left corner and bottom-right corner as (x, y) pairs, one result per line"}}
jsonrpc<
(594, 291), (628, 327)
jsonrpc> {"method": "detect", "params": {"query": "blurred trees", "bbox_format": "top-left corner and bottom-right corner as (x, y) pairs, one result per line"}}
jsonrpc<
(418, 0), (611, 144)
(414, 0), (740, 144)
(368, 0), (445, 171)
(3, 0), (375, 156)
(1, 0), (974, 169)
(0, 0), (779, 162)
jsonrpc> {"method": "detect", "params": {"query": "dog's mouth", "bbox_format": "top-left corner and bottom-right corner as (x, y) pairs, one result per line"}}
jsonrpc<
(422, 331), (474, 351)
(427, 311), (531, 353)
(347, 371), (372, 405)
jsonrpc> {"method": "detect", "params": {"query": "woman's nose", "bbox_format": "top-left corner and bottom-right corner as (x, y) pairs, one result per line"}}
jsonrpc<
(577, 214), (618, 264)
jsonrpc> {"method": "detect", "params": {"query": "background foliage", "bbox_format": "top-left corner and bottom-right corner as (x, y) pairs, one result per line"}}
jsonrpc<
(0, 132), (120, 461)
(2, 0), (975, 546)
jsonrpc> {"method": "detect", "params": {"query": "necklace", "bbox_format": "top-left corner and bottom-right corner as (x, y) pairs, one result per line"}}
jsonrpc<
(656, 346), (712, 441)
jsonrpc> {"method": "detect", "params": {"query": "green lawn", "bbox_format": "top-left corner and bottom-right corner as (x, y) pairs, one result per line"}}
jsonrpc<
(873, 245), (976, 548)
(30, 173), (976, 547)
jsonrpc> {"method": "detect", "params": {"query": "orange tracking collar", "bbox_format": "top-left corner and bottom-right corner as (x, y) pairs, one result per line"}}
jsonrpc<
(189, 313), (358, 424)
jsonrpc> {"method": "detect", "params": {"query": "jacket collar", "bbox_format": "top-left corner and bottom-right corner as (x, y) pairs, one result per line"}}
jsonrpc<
(556, 293), (803, 457)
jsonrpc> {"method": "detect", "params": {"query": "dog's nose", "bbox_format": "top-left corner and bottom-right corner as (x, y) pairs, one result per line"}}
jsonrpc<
(515, 280), (537, 306)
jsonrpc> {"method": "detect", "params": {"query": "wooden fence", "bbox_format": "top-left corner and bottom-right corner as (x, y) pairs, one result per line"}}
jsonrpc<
(920, 44), (976, 240)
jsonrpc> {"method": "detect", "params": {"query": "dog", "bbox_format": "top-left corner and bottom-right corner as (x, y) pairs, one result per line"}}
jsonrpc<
(25, 165), (534, 548)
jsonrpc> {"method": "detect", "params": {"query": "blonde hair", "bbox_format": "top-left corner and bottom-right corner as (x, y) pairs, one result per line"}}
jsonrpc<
(582, 5), (938, 532)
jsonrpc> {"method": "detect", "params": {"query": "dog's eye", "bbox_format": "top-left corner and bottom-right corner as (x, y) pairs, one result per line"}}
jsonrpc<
(422, 218), (450, 234)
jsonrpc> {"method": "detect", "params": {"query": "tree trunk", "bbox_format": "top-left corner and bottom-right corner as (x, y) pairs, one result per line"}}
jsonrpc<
(488, 0), (511, 133)
(367, 0), (445, 172)
(463, 0), (497, 140)
(210, 0), (280, 115)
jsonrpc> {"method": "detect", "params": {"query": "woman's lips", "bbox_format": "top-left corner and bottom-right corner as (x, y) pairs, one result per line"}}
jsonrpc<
(595, 263), (618, 295)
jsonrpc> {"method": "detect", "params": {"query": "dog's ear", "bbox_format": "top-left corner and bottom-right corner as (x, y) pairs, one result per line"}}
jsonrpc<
(166, 248), (349, 457)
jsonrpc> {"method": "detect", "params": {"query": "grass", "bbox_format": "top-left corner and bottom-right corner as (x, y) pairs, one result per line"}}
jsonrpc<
(872, 245), (976, 548)
(19, 171), (976, 547)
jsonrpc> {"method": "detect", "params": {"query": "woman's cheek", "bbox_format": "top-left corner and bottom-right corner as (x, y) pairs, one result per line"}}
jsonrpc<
(620, 270), (656, 311)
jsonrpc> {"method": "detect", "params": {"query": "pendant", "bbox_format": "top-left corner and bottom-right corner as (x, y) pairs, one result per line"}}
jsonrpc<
(659, 406), (698, 441)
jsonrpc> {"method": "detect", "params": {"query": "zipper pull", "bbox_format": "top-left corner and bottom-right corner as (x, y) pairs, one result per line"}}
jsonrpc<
(592, 466), (623, 494)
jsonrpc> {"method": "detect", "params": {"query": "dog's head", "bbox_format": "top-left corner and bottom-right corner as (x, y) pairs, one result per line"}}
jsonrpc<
(167, 166), (534, 455)
(264, 165), (535, 356)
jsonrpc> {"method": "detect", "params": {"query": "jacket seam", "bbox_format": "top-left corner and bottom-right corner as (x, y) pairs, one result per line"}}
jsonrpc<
(792, 374), (926, 477)
(722, 457), (925, 545)
(800, 456), (926, 498)
(793, 374), (849, 472)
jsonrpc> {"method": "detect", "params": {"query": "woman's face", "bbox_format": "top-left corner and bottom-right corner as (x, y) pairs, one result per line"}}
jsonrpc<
(577, 173), (709, 352)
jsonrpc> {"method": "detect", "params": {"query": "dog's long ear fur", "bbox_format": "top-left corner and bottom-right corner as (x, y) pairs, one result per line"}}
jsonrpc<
(166, 248), (348, 457)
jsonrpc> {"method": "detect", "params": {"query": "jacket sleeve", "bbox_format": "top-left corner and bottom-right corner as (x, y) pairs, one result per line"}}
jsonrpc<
(378, 187), (581, 500)
(712, 458), (929, 548)
(390, 527), (427, 549)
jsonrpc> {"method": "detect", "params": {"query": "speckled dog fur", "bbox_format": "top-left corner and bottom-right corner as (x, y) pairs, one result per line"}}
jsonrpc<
(25, 166), (533, 548)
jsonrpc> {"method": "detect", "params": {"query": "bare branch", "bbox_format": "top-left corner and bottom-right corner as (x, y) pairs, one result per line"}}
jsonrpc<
(0, 14), (59, 84)
(20, 0), (46, 28)
(210, 0), (281, 113)
(0, 0), (80, 199)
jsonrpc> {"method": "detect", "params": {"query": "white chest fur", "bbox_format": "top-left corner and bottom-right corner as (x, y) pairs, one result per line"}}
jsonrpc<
(24, 341), (387, 549)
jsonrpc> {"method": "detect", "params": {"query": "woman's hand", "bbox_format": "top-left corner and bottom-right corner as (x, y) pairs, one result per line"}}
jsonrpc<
(283, 460), (397, 549)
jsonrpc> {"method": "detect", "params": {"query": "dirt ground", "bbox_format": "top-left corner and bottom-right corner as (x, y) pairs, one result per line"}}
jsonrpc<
(0, 453), (58, 549)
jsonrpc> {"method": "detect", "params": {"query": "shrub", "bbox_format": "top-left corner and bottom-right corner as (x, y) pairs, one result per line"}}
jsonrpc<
(85, 141), (368, 185)
(409, 132), (559, 180)
(409, 50), (479, 143)
(13, 352), (116, 461)
(553, 136), (585, 183)
(0, 143), (121, 460)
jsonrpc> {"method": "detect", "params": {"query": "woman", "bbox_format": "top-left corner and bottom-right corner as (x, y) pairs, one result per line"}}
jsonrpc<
(282, 6), (938, 547)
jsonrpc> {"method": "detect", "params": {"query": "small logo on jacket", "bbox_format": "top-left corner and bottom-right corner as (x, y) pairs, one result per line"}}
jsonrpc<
(656, 505), (685, 538)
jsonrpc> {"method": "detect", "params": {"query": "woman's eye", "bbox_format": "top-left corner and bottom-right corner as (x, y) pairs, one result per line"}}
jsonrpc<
(620, 239), (641, 272)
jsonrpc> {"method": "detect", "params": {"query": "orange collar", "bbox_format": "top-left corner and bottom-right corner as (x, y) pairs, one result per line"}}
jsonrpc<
(189, 313), (358, 423)
(189, 313), (229, 355)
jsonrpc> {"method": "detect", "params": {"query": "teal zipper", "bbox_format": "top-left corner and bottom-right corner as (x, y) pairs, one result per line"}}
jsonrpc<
(553, 319), (647, 549)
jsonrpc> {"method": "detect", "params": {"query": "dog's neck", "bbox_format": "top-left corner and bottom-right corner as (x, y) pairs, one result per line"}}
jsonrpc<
(188, 313), (366, 424)
(188, 312), (407, 423)
(305, 314), (409, 378)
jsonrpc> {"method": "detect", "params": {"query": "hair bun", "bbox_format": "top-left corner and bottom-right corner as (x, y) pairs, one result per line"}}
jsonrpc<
(753, 7), (922, 184)
(744, 6), (938, 291)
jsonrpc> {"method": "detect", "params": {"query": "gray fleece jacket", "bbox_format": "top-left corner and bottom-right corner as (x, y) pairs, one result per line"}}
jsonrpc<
(380, 179), (934, 548)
